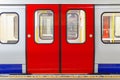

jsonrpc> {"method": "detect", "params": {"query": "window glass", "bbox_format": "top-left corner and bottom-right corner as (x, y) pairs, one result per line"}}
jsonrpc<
(102, 13), (120, 43)
(35, 10), (54, 44)
(67, 10), (86, 43)
(40, 13), (53, 40)
(0, 13), (18, 44)
(67, 13), (78, 40)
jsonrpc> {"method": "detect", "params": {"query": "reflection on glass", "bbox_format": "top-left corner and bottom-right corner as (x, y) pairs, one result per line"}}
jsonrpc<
(0, 13), (18, 43)
(67, 10), (86, 43)
(102, 13), (120, 43)
(40, 13), (53, 40)
(67, 13), (78, 40)
(115, 16), (120, 37)
(35, 10), (54, 43)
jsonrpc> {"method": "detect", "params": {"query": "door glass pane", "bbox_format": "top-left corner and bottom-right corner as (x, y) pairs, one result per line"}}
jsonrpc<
(67, 10), (86, 43)
(67, 13), (78, 40)
(0, 13), (19, 44)
(40, 13), (53, 40)
(102, 13), (120, 43)
(35, 10), (54, 44)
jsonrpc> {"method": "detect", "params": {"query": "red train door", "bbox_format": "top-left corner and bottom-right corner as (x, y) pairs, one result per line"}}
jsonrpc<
(26, 4), (59, 74)
(61, 4), (94, 73)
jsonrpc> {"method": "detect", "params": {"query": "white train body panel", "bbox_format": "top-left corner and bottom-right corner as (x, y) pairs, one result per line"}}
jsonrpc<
(0, 5), (26, 74)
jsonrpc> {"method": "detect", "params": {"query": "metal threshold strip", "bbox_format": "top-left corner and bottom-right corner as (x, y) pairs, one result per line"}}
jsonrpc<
(0, 75), (120, 79)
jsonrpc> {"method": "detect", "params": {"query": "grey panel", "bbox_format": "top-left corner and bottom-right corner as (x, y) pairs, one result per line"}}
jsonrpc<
(0, 6), (26, 69)
(0, 0), (120, 4)
(0, 0), (60, 4)
(95, 5), (120, 65)
(60, 0), (120, 4)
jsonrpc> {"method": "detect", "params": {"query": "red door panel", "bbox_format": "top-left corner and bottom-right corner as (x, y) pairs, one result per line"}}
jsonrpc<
(61, 4), (94, 73)
(26, 4), (59, 74)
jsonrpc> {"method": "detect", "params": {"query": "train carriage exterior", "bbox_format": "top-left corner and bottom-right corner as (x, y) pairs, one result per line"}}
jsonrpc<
(0, 0), (120, 74)
(0, 5), (26, 74)
(95, 5), (120, 74)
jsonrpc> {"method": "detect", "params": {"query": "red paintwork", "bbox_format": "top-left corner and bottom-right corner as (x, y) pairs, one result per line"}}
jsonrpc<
(26, 4), (59, 74)
(27, 4), (94, 74)
(61, 4), (94, 73)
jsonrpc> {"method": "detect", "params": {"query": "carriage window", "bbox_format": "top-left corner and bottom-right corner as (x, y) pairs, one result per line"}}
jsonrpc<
(102, 13), (120, 43)
(0, 13), (18, 44)
(67, 10), (86, 43)
(35, 10), (54, 44)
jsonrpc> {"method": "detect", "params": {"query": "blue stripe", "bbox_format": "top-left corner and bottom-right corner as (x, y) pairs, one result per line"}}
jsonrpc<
(0, 64), (22, 74)
(98, 64), (120, 74)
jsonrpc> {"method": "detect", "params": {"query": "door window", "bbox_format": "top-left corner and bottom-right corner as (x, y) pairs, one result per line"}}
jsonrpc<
(102, 13), (120, 43)
(0, 13), (19, 44)
(35, 10), (54, 44)
(67, 10), (86, 43)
